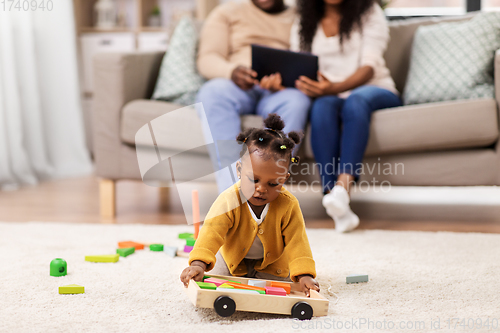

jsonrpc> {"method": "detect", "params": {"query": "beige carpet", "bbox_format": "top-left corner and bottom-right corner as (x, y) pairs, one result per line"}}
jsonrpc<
(0, 222), (499, 333)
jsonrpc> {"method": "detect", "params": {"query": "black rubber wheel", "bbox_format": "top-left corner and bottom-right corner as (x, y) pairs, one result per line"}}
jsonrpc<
(291, 301), (313, 320)
(214, 296), (236, 317)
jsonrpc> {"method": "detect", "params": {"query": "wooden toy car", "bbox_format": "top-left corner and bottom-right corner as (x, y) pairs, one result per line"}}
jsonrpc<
(184, 274), (329, 320)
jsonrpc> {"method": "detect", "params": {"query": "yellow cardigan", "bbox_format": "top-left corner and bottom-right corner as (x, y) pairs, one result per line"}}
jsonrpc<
(189, 181), (316, 282)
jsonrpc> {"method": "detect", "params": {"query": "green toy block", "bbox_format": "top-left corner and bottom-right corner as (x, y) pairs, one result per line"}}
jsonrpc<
(196, 281), (217, 290)
(116, 247), (135, 257)
(150, 244), (164, 251)
(85, 254), (119, 263)
(50, 258), (67, 277)
(59, 284), (84, 294)
(346, 274), (369, 284)
(185, 237), (196, 246)
(178, 232), (194, 239)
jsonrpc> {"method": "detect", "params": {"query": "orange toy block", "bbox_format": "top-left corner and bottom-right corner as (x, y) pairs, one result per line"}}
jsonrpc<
(225, 282), (266, 292)
(270, 281), (291, 294)
(118, 241), (144, 250)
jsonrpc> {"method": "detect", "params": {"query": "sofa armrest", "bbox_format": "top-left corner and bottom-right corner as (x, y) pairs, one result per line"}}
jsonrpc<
(92, 51), (164, 178)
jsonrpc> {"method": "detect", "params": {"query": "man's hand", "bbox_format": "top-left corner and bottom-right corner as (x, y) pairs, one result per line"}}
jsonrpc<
(231, 66), (258, 90)
(295, 72), (341, 97)
(297, 275), (320, 297)
(180, 260), (207, 287)
(259, 73), (285, 92)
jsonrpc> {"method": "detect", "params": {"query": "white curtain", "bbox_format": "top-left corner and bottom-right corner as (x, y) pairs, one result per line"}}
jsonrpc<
(0, 1), (92, 190)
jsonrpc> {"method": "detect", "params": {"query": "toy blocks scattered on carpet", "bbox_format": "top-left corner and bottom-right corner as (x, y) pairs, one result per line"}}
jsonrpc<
(116, 247), (135, 257)
(59, 284), (85, 294)
(85, 254), (119, 263)
(346, 274), (369, 284)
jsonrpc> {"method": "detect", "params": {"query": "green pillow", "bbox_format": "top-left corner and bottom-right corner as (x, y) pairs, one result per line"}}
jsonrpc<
(403, 12), (500, 105)
(152, 17), (206, 105)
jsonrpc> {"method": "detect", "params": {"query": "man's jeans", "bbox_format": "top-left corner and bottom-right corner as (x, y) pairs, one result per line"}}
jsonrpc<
(197, 78), (311, 193)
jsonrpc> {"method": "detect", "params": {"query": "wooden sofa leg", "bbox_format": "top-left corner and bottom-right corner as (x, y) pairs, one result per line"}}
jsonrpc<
(100, 179), (116, 219)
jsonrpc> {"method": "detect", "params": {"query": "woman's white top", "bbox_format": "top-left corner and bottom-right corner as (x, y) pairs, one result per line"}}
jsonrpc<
(244, 202), (269, 259)
(290, 4), (398, 98)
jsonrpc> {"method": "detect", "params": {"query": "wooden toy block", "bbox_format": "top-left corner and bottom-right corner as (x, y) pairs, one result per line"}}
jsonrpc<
(217, 283), (234, 289)
(248, 279), (267, 288)
(150, 244), (164, 251)
(184, 245), (193, 253)
(225, 282), (266, 291)
(204, 278), (228, 286)
(50, 258), (67, 277)
(59, 284), (84, 294)
(265, 286), (287, 296)
(178, 232), (194, 239)
(346, 274), (369, 284)
(116, 247), (135, 257)
(196, 282), (217, 290)
(216, 287), (260, 294)
(118, 241), (144, 250)
(164, 246), (177, 257)
(85, 254), (119, 263)
(185, 274), (329, 320)
(185, 238), (196, 246)
(176, 249), (190, 258)
(270, 281), (291, 294)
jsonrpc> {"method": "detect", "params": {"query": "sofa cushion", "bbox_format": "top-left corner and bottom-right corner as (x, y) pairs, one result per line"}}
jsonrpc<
(363, 98), (498, 156)
(121, 100), (264, 154)
(403, 12), (500, 105)
(151, 17), (205, 105)
(122, 98), (498, 159)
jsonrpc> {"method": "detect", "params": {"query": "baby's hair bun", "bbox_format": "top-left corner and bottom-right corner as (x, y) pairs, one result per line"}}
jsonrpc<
(287, 131), (302, 145)
(264, 113), (285, 132)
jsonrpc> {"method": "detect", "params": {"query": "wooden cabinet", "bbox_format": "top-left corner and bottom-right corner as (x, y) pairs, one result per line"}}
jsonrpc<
(137, 32), (169, 52)
(74, 0), (215, 94)
(80, 33), (135, 92)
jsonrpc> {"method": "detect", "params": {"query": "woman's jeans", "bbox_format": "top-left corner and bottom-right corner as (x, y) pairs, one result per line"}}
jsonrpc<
(310, 85), (403, 194)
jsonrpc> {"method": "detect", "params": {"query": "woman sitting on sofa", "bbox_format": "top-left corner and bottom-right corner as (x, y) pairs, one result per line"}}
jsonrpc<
(262, 0), (402, 232)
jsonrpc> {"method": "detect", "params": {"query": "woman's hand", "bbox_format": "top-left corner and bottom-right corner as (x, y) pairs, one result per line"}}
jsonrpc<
(180, 260), (207, 287)
(231, 66), (259, 90)
(295, 72), (340, 97)
(297, 275), (320, 297)
(260, 73), (285, 92)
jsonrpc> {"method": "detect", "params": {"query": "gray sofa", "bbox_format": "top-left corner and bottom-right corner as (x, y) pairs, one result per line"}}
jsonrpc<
(92, 14), (500, 218)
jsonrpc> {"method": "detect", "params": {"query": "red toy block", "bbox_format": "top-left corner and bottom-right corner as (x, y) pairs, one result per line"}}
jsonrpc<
(118, 241), (144, 250)
(265, 286), (287, 296)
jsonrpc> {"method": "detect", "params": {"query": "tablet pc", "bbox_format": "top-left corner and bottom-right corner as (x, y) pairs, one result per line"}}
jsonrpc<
(251, 44), (319, 88)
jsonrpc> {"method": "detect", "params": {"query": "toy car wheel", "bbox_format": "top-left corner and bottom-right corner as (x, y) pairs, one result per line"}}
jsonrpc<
(214, 296), (236, 317)
(291, 301), (313, 320)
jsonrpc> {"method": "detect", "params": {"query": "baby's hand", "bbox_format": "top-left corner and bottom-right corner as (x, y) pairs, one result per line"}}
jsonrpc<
(298, 275), (320, 297)
(180, 262), (206, 287)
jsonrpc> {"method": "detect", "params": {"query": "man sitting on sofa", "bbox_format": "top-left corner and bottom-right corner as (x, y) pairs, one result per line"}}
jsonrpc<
(196, 0), (311, 193)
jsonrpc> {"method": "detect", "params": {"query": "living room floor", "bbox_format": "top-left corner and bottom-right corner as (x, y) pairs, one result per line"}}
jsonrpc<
(2, 175), (499, 233)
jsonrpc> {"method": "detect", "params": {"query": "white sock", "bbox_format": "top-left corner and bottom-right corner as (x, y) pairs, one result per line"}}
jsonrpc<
(322, 186), (359, 233)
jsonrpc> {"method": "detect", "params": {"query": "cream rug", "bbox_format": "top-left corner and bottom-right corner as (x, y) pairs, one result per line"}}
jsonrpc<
(0, 222), (499, 333)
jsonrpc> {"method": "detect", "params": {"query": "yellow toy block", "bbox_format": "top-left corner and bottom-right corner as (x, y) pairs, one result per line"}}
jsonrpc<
(59, 284), (85, 294)
(218, 283), (234, 289)
(85, 254), (119, 263)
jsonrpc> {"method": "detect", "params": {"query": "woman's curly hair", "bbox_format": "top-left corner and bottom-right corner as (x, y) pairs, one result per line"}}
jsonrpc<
(236, 114), (302, 165)
(297, 0), (375, 52)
